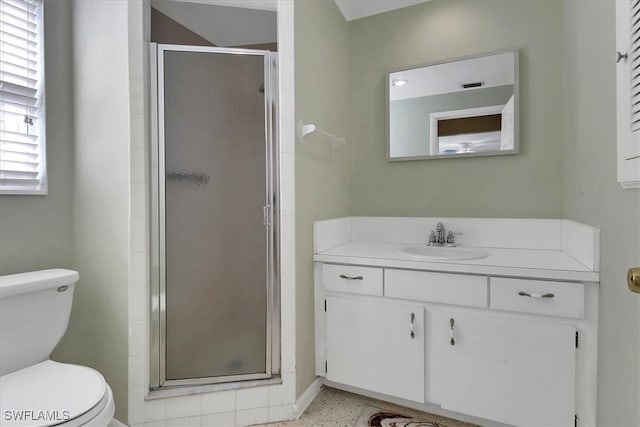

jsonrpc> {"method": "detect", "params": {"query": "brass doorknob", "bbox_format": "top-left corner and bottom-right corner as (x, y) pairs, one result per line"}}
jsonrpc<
(628, 267), (640, 294)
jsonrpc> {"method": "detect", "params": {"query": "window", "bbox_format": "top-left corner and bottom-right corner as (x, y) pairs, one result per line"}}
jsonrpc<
(0, 0), (45, 194)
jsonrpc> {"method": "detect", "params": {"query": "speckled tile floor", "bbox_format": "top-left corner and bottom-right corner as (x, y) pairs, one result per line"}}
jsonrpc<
(256, 386), (477, 427)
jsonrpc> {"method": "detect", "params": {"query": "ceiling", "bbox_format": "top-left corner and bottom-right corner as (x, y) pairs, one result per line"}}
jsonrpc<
(166, 0), (277, 11)
(334, 0), (432, 21)
(154, 0), (433, 39)
(168, 0), (429, 21)
(152, 0), (277, 46)
(161, 1), (432, 21)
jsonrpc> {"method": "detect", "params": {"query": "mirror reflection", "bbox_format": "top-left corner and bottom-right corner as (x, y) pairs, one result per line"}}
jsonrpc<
(387, 50), (518, 160)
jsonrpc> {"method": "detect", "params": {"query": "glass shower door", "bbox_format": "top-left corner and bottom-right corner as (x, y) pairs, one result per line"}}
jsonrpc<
(151, 45), (278, 387)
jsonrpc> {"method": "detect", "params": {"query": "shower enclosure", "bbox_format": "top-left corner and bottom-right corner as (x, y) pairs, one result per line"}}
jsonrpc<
(150, 44), (279, 388)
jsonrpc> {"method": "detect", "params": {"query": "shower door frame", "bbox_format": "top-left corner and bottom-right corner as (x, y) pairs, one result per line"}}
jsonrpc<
(149, 43), (280, 390)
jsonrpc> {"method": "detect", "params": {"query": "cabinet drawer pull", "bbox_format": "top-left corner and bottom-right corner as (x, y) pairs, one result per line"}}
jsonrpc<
(409, 312), (416, 339)
(518, 291), (555, 299)
(449, 318), (455, 346)
(339, 274), (364, 280)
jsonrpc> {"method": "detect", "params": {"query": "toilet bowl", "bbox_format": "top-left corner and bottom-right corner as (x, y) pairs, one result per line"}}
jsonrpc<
(0, 269), (115, 426)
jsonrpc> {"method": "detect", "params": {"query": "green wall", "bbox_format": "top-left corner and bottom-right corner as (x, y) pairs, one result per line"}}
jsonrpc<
(563, 1), (640, 425)
(294, 0), (569, 399)
(294, 0), (351, 398)
(350, 0), (565, 218)
(0, 1), (131, 421)
(0, 0), (74, 275)
(52, 0), (131, 421)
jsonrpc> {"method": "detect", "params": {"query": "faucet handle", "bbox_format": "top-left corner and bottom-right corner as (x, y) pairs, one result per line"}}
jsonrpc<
(446, 231), (455, 245)
(428, 230), (437, 244)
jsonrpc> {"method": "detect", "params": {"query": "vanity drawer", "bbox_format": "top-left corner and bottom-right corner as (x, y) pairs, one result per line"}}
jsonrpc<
(322, 264), (383, 296)
(385, 269), (488, 308)
(490, 277), (584, 318)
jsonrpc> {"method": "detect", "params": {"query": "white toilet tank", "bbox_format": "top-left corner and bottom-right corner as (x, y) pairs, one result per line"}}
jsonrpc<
(0, 269), (79, 376)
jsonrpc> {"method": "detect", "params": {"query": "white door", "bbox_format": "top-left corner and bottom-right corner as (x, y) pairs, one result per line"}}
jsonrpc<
(325, 296), (425, 402)
(440, 309), (576, 427)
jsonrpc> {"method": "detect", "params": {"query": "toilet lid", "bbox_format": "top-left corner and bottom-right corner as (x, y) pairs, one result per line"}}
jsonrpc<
(0, 360), (106, 427)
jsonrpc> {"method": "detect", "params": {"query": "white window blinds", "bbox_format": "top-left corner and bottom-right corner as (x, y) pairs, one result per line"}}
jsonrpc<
(0, 0), (45, 194)
(630, 0), (640, 132)
(617, 0), (640, 188)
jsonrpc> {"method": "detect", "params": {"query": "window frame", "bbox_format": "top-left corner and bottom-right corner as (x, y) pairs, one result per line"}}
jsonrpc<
(0, 0), (46, 195)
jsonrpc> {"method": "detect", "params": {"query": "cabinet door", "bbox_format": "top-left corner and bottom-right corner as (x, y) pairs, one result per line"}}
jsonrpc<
(326, 296), (424, 402)
(440, 310), (576, 427)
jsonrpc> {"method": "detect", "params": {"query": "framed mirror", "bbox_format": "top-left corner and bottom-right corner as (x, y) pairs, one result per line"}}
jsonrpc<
(387, 49), (519, 161)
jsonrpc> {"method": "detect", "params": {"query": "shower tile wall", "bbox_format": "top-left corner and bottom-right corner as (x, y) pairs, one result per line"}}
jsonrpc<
(126, 1), (297, 426)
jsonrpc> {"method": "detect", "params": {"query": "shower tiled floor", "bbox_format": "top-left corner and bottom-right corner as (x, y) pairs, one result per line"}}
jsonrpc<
(257, 386), (476, 427)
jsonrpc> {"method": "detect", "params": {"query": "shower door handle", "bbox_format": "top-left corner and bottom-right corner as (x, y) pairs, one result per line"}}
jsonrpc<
(263, 205), (272, 226)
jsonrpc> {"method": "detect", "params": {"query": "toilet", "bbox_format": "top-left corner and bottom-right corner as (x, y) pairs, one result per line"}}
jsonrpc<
(0, 269), (115, 427)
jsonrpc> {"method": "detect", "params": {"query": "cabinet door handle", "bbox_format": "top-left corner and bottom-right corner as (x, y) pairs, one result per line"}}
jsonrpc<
(409, 313), (415, 339)
(518, 291), (554, 299)
(339, 274), (363, 280)
(449, 318), (455, 346)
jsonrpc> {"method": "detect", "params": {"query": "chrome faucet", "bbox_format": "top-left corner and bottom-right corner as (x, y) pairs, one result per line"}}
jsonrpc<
(428, 222), (457, 246)
(436, 222), (445, 244)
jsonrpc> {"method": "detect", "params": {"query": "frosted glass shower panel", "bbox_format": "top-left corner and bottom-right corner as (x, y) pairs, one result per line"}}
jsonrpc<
(163, 50), (268, 381)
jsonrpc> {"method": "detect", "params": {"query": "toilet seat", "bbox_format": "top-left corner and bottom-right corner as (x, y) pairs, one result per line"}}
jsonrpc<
(57, 384), (114, 427)
(0, 360), (113, 427)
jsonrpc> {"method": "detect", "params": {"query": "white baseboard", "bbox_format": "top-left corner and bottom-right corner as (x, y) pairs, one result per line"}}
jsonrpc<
(293, 377), (323, 419)
(107, 419), (127, 427)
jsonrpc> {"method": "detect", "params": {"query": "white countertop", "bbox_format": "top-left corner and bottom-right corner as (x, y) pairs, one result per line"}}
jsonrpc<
(314, 242), (599, 282)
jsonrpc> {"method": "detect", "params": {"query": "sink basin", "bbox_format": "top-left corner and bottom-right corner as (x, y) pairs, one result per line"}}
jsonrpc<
(399, 246), (489, 261)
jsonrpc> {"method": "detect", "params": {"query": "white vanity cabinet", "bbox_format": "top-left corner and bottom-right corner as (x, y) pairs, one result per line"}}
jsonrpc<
(439, 309), (577, 427)
(317, 264), (594, 426)
(314, 216), (599, 427)
(325, 296), (425, 403)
